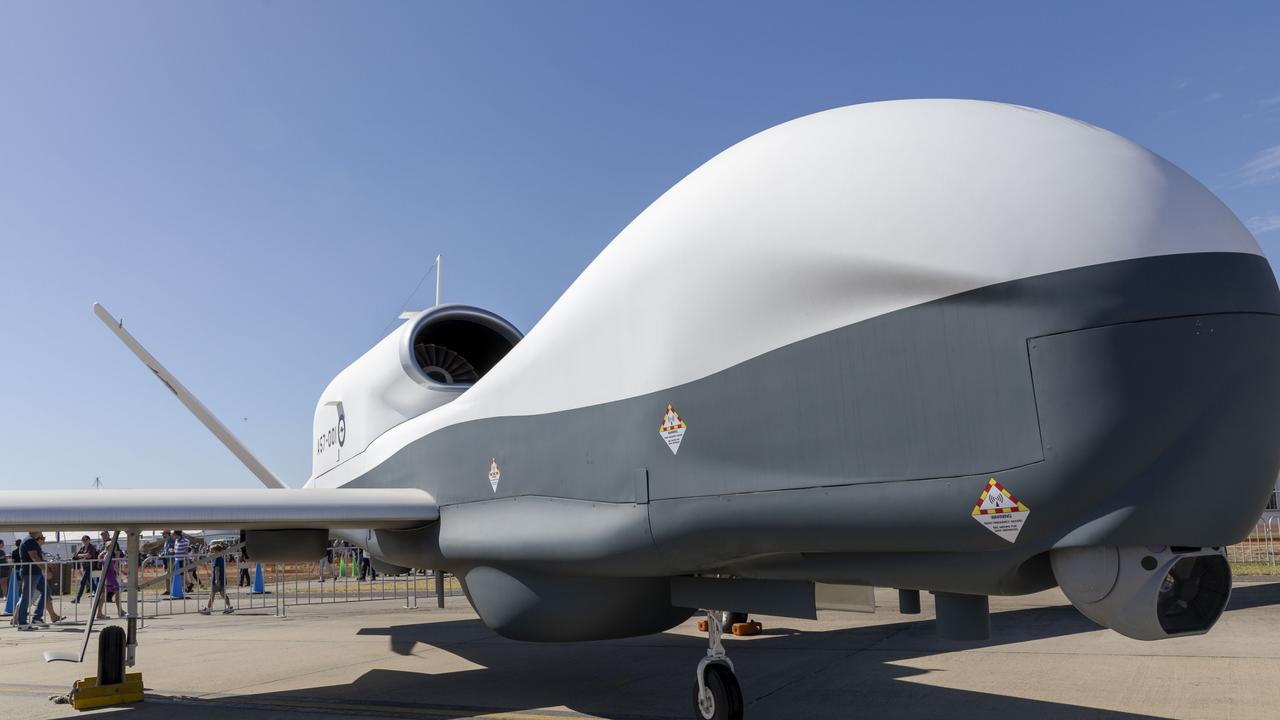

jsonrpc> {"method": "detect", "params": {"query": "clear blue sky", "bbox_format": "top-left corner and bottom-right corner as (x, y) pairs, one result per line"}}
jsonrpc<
(1, 2), (1278, 490)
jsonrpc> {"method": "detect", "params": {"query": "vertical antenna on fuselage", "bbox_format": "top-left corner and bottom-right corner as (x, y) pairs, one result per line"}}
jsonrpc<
(391, 255), (443, 326)
(435, 254), (442, 307)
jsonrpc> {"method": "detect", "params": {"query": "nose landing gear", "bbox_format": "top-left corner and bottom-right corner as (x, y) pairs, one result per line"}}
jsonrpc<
(693, 610), (744, 720)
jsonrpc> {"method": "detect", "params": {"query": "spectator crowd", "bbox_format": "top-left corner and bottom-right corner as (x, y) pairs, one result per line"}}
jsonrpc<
(2, 528), (239, 628)
(3, 531), (389, 629)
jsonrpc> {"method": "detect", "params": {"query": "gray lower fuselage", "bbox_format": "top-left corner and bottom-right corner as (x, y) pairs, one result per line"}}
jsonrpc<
(344, 252), (1280, 622)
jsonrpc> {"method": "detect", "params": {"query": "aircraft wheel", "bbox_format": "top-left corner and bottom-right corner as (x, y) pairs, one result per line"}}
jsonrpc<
(693, 662), (743, 720)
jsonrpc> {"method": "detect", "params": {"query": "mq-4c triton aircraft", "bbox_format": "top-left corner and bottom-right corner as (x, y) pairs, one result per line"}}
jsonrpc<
(4, 100), (1279, 720)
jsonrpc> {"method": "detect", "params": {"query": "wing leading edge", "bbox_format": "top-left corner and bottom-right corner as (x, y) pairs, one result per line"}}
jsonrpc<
(0, 488), (436, 532)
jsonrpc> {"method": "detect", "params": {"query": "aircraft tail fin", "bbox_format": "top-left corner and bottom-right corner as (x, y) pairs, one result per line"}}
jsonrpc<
(92, 303), (288, 489)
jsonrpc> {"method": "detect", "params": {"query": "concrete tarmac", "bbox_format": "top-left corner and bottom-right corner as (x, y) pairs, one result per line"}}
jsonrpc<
(1, 581), (1278, 719)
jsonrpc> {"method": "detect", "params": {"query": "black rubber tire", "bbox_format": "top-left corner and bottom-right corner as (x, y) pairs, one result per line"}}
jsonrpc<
(97, 625), (126, 685)
(692, 662), (743, 720)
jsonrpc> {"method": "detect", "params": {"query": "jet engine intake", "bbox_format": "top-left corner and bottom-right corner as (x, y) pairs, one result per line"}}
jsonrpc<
(399, 306), (523, 389)
(311, 305), (523, 478)
(1051, 545), (1230, 640)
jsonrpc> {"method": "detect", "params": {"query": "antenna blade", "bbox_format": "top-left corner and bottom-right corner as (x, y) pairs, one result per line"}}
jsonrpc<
(92, 303), (288, 489)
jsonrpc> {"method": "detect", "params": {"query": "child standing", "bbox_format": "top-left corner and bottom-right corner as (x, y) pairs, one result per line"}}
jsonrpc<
(199, 544), (234, 615)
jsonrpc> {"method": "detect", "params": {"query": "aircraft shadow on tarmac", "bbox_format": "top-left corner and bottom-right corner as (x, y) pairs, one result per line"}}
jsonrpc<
(109, 583), (1280, 720)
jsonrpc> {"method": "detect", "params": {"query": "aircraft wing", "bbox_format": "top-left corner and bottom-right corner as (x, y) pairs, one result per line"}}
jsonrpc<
(92, 303), (287, 489)
(0, 488), (436, 532)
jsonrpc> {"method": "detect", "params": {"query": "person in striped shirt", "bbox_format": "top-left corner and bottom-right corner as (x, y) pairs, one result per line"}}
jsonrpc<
(172, 530), (189, 557)
(172, 530), (190, 591)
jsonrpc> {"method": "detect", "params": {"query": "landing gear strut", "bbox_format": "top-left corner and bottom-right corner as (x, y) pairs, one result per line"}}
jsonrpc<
(693, 610), (744, 720)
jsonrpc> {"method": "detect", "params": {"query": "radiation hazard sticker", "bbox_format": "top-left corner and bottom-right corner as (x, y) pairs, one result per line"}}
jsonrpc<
(658, 404), (687, 455)
(488, 458), (501, 493)
(971, 477), (1030, 543)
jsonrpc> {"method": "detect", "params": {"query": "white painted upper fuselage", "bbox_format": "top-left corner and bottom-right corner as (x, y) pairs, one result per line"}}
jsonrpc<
(309, 99), (1260, 489)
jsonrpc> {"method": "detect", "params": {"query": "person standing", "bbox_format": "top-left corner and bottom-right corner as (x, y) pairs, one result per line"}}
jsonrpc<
(199, 544), (234, 615)
(8, 541), (22, 627)
(237, 545), (252, 587)
(95, 543), (124, 619)
(15, 531), (46, 629)
(171, 530), (189, 594)
(70, 535), (99, 604)
(318, 541), (335, 584)
(358, 547), (377, 582)
(98, 531), (114, 553)
(0, 539), (9, 603)
(160, 530), (175, 596)
(34, 533), (64, 624)
(186, 542), (204, 592)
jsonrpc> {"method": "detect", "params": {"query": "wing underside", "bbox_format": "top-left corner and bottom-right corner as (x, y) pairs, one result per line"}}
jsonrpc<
(0, 488), (436, 532)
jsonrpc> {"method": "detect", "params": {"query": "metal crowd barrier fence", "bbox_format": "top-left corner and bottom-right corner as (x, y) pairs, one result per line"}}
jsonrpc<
(1227, 515), (1280, 569)
(1, 551), (463, 626)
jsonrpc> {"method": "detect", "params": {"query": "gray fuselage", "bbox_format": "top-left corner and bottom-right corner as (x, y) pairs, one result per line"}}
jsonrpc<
(344, 252), (1280, 639)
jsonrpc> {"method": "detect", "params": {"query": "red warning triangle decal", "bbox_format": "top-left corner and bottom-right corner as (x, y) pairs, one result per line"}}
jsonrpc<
(971, 477), (1030, 543)
(658, 403), (687, 455)
(972, 477), (1029, 516)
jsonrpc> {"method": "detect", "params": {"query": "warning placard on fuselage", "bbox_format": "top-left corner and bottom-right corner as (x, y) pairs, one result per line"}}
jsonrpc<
(659, 404), (687, 455)
(971, 477), (1030, 542)
(488, 458), (501, 493)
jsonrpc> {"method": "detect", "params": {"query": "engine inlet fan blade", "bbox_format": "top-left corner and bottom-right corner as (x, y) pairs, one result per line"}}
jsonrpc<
(414, 343), (479, 384)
